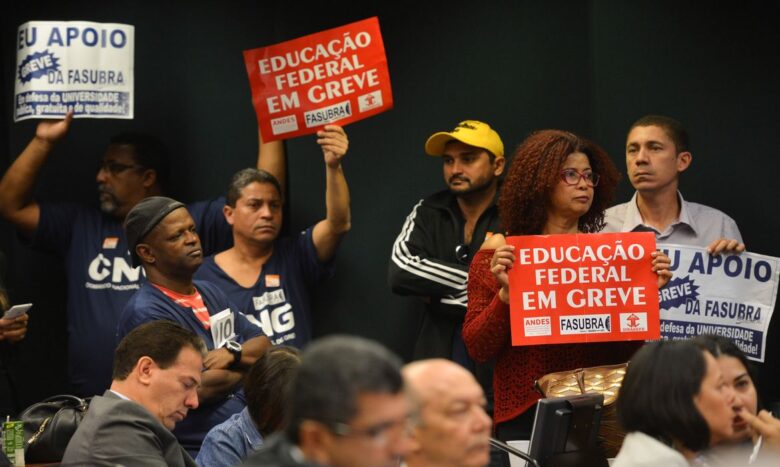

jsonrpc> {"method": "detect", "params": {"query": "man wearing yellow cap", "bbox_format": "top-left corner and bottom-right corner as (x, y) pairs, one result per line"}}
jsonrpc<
(388, 120), (505, 374)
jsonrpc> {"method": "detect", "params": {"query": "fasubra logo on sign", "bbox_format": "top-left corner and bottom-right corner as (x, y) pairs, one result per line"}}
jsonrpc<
(559, 314), (612, 335)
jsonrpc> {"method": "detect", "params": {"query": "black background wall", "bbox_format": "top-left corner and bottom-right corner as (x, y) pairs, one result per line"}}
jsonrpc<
(2, 1), (778, 410)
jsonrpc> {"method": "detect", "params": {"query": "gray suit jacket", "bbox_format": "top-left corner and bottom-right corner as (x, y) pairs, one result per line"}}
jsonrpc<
(61, 390), (197, 467)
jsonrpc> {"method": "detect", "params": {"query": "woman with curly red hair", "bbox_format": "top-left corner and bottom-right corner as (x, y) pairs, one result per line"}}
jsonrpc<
(462, 130), (672, 455)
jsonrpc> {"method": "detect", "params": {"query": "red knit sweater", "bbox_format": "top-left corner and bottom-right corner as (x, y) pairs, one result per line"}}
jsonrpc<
(463, 249), (641, 424)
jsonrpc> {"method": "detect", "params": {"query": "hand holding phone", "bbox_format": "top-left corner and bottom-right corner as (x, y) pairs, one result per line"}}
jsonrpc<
(2, 303), (32, 320)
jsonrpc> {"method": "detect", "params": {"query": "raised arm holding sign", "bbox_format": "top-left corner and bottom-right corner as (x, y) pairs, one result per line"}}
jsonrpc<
(462, 130), (672, 445)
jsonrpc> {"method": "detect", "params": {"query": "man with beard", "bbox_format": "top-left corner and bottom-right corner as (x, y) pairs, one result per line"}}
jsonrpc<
(116, 196), (271, 456)
(0, 114), (239, 396)
(388, 120), (505, 371)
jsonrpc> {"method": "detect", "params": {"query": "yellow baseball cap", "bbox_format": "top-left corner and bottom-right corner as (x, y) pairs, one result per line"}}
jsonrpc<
(424, 120), (504, 158)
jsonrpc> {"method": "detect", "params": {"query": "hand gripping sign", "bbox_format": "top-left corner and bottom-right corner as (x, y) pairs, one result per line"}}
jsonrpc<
(658, 244), (780, 362)
(14, 21), (134, 121)
(244, 17), (393, 142)
(507, 232), (660, 346)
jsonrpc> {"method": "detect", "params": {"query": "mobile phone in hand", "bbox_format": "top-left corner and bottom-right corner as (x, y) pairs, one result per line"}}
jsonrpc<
(2, 303), (32, 320)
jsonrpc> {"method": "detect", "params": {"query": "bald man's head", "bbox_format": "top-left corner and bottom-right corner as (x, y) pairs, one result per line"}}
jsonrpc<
(402, 359), (491, 467)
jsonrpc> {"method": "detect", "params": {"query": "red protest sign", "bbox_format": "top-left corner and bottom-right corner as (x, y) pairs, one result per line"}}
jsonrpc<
(507, 232), (660, 346)
(243, 17), (393, 142)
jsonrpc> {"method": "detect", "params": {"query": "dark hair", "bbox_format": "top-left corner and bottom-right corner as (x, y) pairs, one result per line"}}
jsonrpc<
(693, 334), (759, 392)
(112, 320), (207, 380)
(617, 340), (711, 452)
(109, 132), (171, 192)
(246, 346), (301, 436)
(286, 335), (404, 443)
(629, 115), (690, 153)
(226, 168), (283, 207)
(499, 130), (619, 235)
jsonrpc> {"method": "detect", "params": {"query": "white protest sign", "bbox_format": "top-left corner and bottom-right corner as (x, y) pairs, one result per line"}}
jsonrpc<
(14, 21), (134, 121)
(209, 308), (236, 349)
(659, 244), (779, 361)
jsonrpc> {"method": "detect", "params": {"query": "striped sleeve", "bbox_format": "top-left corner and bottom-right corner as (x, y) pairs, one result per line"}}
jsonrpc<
(388, 201), (468, 301)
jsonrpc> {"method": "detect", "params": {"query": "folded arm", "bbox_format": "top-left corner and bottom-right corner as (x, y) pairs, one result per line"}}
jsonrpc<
(199, 335), (270, 403)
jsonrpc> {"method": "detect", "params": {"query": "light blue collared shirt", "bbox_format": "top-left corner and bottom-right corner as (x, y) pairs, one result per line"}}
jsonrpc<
(603, 191), (743, 247)
(196, 407), (264, 467)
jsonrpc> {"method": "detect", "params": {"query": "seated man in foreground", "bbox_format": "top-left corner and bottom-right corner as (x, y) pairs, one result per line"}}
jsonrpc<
(402, 359), (492, 467)
(62, 320), (204, 466)
(242, 335), (414, 467)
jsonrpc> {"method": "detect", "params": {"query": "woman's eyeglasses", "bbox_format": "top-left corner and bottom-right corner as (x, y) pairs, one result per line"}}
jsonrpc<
(559, 169), (600, 187)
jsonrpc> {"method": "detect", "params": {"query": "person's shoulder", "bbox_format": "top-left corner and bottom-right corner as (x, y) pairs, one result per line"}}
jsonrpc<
(684, 200), (736, 220)
(194, 279), (234, 307)
(197, 254), (219, 271)
(200, 411), (244, 448)
(194, 278), (224, 296)
(421, 188), (455, 208)
(605, 201), (631, 217)
(242, 433), (311, 467)
(119, 284), (170, 329)
(86, 394), (157, 426)
(123, 282), (157, 306)
(602, 201), (632, 232)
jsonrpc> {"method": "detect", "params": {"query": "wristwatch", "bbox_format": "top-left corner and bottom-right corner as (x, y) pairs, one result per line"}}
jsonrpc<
(225, 340), (242, 365)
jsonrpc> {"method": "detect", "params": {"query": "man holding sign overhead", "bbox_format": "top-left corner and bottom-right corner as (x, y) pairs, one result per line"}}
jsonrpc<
(195, 125), (350, 349)
(116, 196), (271, 457)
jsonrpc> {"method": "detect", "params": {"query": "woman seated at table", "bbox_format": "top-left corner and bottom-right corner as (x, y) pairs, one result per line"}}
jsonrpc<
(613, 339), (736, 466)
(694, 334), (766, 465)
(462, 130), (672, 450)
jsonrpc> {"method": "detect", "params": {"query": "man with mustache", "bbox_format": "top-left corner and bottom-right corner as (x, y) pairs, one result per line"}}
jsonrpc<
(0, 115), (239, 397)
(388, 120), (505, 401)
(604, 115), (744, 254)
(194, 125), (350, 348)
(116, 196), (271, 456)
(62, 320), (206, 466)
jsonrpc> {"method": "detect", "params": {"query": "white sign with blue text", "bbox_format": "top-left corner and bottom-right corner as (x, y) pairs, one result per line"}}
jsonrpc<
(659, 244), (779, 361)
(14, 21), (134, 121)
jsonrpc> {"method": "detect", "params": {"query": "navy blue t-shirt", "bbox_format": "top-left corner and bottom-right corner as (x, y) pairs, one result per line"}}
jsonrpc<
(194, 227), (334, 348)
(32, 198), (231, 396)
(117, 279), (265, 456)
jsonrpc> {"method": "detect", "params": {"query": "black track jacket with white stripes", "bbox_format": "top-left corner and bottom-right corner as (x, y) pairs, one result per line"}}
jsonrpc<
(388, 187), (500, 359)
